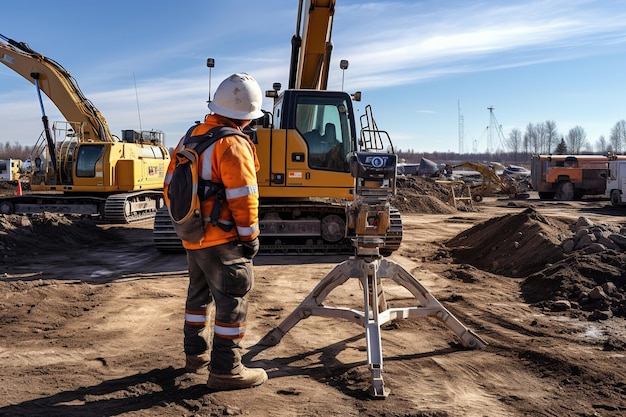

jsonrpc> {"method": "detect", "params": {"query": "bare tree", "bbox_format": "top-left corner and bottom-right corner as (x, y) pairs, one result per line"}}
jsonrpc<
(567, 126), (587, 154)
(505, 128), (522, 156)
(524, 123), (539, 153)
(522, 127), (530, 154)
(595, 135), (608, 153)
(544, 120), (558, 154)
(609, 120), (626, 154)
(535, 122), (547, 153)
(0, 141), (33, 160)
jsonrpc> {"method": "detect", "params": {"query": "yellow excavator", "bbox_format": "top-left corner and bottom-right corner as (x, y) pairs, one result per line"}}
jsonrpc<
(153, 0), (402, 254)
(0, 34), (170, 222)
(455, 161), (525, 202)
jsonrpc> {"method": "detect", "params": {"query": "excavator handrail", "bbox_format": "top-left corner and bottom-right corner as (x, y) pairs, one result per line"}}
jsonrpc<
(359, 105), (394, 153)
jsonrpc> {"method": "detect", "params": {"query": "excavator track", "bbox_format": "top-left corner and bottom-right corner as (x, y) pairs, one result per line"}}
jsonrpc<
(0, 191), (163, 224)
(152, 203), (403, 255)
(257, 201), (352, 255)
(381, 207), (403, 255)
(104, 191), (164, 224)
(0, 194), (106, 216)
(153, 205), (183, 253)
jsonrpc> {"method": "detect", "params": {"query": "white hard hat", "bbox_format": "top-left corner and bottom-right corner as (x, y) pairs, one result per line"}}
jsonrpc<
(208, 73), (264, 120)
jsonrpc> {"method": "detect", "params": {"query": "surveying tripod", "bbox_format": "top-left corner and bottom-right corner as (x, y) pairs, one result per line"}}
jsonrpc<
(259, 151), (487, 398)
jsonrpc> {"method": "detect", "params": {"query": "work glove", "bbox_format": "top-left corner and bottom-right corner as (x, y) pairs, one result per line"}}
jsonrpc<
(241, 237), (260, 259)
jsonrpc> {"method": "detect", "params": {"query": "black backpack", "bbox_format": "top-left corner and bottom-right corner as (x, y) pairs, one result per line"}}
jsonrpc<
(165, 125), (246, 243)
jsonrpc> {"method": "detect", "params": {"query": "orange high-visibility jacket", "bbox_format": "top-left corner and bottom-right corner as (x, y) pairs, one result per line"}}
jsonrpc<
(164, 114), (260, 249)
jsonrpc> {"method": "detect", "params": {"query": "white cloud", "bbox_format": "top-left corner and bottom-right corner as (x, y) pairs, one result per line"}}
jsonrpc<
(330, 0), (626, 90)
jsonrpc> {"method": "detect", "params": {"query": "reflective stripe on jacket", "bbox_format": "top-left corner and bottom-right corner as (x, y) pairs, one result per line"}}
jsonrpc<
(164, 114), (260, 249)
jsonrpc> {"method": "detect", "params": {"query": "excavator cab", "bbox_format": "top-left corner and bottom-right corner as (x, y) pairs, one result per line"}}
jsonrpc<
(244, 88), (402, 255)
(255, 89), (356, 200)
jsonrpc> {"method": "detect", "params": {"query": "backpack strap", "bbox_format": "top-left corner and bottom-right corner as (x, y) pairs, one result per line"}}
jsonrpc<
(182, 125), (248, 231)
(183, 125), (245, 155)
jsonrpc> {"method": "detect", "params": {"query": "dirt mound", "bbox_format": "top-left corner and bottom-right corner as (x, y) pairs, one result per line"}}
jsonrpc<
(445, 207), (568, 277)
(0, 213), (120, 264)
(392, 176), (459, 214)
(444, 207), (626, 320)
(521, 252), (626, 319)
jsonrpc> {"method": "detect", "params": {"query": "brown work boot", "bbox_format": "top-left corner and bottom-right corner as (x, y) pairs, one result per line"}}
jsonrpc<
(207, 366), (268, 391)
(185, 352), (211, 373)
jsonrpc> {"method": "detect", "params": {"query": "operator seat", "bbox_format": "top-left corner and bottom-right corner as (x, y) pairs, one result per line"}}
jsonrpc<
(324, 123), (338, 148)
(323, 123), (346, 170)
(304, 129), (323, 152)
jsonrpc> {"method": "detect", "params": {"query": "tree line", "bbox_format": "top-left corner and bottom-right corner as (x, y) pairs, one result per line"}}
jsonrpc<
(3, 118), (626, 165)
(398, 119), (626, 165)
(0, 142), (34, 161)
(504, 119), (626, 156)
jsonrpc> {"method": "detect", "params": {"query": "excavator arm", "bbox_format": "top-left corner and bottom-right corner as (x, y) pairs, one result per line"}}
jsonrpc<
(288, 0), (335, 90)
(455, 162), (504, 185)
(455, 161), (518, 200)
(0, 33), (114, 142)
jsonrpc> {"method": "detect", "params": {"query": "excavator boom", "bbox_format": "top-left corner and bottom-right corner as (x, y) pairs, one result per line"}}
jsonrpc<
(289, 0), (335, 90)
(0, 34), (113, 142)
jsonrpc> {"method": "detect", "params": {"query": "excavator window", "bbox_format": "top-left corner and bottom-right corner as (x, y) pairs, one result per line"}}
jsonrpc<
(295, 96), (351, 172)
(75, 144), (104, 178)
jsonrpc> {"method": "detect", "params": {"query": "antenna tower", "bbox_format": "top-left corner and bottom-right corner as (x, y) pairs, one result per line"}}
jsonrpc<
(458, 100), (465, 154)
(487, 106), (506, 152)
(133, 73), (143, 139)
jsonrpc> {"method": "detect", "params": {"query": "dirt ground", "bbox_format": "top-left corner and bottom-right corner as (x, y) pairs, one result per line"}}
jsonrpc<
(1, 178), (625, 417)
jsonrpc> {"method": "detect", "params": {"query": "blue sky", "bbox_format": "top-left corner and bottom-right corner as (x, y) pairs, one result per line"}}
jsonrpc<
(1, 0), (626, 154)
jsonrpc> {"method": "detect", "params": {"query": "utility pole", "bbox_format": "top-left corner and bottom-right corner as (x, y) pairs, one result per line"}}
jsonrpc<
(487, 106), (494, 153)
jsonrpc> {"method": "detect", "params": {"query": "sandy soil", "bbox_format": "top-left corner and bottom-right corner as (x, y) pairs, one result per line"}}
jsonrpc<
(1, 180), (625, 417)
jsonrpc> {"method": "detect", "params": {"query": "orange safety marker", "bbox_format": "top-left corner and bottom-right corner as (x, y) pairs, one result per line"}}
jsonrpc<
(17, 180), (22, 196)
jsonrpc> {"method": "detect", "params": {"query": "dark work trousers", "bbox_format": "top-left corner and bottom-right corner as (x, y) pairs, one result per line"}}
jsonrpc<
(184, 241), (253, 375)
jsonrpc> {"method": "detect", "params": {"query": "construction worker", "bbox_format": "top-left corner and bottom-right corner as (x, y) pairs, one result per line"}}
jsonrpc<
(164, 73), (266, 390)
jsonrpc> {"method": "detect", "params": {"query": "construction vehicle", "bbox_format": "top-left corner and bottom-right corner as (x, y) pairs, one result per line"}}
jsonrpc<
(0, 159), (24, 181)
(530, 154), (626, 200)
(454, 161), (526, 202)
(606, 160), (626, 207)
(0, 34), (170, 222)
(153, 0), (402, 254)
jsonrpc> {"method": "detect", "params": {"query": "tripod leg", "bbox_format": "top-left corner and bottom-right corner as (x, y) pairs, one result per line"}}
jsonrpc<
(377, 259), (487, 349)
(362, 261), (389, 398)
